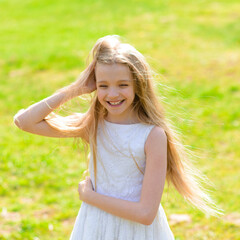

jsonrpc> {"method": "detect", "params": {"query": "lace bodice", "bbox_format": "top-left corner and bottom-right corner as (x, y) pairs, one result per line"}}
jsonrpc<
(89, 120), (155, 202)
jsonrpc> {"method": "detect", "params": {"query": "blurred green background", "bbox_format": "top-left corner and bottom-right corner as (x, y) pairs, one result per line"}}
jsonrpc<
(0, 0), (239, 239)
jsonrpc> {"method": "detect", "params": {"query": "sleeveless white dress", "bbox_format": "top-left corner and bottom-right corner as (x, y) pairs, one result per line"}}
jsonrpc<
(70, 120), (175, 240)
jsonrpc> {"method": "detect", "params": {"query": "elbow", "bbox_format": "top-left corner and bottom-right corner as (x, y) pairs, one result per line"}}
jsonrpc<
(13, 110), (27, 130)
(140, 208), (156, 226)
(142, 215), (155, 226)
(13, 116), (23, 129)
(14, 118), (31, 131)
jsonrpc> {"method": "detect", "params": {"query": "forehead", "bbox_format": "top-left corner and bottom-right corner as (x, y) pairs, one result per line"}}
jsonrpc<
(95, 63), (132, 82)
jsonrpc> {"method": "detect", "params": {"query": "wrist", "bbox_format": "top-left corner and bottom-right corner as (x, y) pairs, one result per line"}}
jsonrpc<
(76, 86), (89, 96)
(84, 189), (94, 203)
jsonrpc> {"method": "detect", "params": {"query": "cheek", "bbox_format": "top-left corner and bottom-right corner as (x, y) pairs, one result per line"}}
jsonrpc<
(97, 90), (104, 102)
(125, 88), (135, 99)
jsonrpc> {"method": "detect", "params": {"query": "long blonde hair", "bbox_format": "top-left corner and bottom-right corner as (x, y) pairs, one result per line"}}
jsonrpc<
(45, 35), (223, 216)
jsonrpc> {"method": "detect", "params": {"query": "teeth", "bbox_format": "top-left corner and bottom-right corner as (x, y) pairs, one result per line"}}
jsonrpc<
(109, 100), (122, 105)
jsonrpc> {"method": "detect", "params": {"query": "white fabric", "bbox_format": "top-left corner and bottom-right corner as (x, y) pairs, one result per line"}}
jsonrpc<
(70, 120), (175, 240)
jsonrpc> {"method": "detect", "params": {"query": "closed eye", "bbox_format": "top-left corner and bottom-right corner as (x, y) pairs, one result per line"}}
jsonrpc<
(120, 84), (128, 87)
(99, 85), (107, 88)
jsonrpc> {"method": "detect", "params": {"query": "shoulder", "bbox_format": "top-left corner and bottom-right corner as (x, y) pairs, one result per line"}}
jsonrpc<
(144, 126), (167, 155)
(146, 126), (167, 144)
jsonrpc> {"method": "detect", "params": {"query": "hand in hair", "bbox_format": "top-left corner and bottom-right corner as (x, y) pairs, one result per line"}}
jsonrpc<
(73, 69), (97, 96)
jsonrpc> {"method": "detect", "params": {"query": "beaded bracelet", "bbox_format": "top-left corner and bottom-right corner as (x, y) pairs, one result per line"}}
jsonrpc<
(44, 100), (54, 110)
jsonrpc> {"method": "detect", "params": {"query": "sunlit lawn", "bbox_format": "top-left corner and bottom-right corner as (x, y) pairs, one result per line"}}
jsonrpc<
(0, 0), (239, 239)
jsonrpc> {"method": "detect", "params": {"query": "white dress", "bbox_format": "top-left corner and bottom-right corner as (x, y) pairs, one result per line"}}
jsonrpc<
(70, 120), (175, 240)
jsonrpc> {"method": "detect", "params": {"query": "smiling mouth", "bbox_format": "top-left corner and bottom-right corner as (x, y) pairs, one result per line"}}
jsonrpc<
(107, 100), (125, 106)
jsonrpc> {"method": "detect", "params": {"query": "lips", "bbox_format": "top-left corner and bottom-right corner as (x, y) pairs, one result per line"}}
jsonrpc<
(107, 100), (125, 106)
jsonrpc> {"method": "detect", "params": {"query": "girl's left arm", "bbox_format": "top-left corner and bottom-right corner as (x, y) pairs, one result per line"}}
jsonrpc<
(79, 177), (146, 225)
(84, 186), (146, 224)
(79, 126), (167, 226)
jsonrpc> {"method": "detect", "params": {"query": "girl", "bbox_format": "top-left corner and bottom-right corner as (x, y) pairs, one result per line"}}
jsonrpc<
(14, 35), (222, 239)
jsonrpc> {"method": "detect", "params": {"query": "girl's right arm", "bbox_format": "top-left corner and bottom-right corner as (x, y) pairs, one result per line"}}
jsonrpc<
(14, 68), (96, 140)
(13, 91), (86, 139)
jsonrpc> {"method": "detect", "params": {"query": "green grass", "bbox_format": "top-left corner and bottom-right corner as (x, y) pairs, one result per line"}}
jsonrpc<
(0, 0), (239, 239)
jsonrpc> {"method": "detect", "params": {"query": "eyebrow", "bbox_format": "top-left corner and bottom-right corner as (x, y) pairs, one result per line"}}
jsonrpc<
(97, 80), (131, 83)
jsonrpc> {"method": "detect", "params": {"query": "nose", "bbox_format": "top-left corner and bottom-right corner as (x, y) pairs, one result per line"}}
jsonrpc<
(108, 87), (119, 98)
